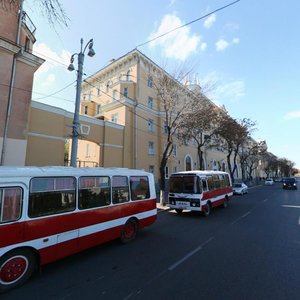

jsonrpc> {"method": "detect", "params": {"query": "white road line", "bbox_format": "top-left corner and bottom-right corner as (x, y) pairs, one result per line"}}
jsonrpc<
(231, 211), (251, 225)
(168, 237), (214, 271)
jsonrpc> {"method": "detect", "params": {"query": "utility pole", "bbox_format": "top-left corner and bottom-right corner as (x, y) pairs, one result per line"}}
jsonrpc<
(67, 38), (95, 167)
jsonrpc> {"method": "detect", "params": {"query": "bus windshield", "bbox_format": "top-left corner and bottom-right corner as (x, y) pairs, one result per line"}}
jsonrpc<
(169, 175), (200, 194)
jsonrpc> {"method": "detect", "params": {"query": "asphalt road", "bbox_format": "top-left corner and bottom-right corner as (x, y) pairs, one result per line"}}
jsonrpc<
(3, 183), (300, 300)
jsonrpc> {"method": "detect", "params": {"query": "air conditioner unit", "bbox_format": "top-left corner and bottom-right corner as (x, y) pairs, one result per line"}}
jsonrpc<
(80, 124), (90, 135)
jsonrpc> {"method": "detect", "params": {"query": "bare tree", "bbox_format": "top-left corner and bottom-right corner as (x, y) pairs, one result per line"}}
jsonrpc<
(177, 90), (222, 170)
(0, 0), (68, 27)
(151, 69), (194, 205)
(216, 112), (256, 183)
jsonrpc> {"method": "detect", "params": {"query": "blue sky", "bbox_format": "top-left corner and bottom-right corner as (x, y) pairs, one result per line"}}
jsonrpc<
(25, 0), (300, 168)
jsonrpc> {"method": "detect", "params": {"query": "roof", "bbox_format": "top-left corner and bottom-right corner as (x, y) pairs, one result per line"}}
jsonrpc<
(0, 166), (151, 179)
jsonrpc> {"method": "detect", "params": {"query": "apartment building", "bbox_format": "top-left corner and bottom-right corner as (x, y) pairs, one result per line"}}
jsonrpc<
(79, 49), (230, 180)
(0, 0), (44, 165)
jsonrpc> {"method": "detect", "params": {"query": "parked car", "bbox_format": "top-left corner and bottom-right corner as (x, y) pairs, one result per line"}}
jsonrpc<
(233, 183), (248, 195)
(282, 177), (297, 189)
(265, 178), (274, 185)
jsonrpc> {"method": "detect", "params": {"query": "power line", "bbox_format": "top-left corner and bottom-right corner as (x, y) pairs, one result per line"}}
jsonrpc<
(136, 0), (241, 48)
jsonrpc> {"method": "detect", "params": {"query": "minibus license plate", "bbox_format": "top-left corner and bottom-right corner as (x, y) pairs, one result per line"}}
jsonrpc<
(176, 201), (189, 207)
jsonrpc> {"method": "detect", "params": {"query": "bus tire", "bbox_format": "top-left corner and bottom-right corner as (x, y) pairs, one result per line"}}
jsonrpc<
(203, 202), (211, 217)
(175, 209), (183, 214)
(120, 219), (138, 244)
(0, 248), (37, 293)
(222, 196), (229, 208)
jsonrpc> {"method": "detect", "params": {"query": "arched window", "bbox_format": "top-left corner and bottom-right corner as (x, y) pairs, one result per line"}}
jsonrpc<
(184, 155), (192, 171)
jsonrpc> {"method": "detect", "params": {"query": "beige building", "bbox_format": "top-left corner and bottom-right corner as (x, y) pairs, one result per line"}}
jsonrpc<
(78, 49), (230, 180)
(0, 1), (44, 165)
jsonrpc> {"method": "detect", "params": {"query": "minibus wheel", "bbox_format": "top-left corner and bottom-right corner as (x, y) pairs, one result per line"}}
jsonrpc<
(203, 202), (211, 217)
(222, 197), (229, 208)
(175, 209), (183, 214)
(120, 219), (138, 244)
(0, 249), (37, 293)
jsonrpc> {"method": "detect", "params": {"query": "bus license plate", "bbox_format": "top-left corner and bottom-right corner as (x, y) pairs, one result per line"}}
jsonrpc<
(176, 201), (189, 207)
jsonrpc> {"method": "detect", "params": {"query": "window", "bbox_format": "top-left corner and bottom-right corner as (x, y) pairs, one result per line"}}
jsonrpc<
(84, 106), (88, 114)
(148, 119), (154, 133)
(163, 122), (168, 134)
(25, 37), (30, 51)
(106, 81), (110, 92)
(111, 113), (119, 123)
(148, 97), (153, 109)
(126, 70), (131, 81)
(173, 144), (177, 157)
(123, 87), (128, 97)
(0, 187), (22, 223)
(147, 76), (153, 88)
(97, 85), (102, 96)
(86, 144), (90, 158)
(29, 177), (76, 218)
(79, 176), (111, 209)
(149, 165), (154, 173)
(148, 142), (154, 155)
(130, 176), (150, 200)
(207, 176), (214, 190)
(202, 179), (208, 192)
(173, 166), (178, 173)
(96, 104), (101, 115)
(165, 166), (169, 179)
(112, 176), (129, 204)
(113, 89), (118, 100)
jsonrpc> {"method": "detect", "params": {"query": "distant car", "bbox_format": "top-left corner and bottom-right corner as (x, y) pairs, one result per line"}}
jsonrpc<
(265, 178), (274, 185)
(233, 183), (248, 195)
(282, 177), (297, 189)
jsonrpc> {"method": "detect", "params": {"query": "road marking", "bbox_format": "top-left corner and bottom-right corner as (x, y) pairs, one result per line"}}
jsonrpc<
(168, 237), (214, 271)
(231, 211), (251, 225)
(282, 205), (300, 209)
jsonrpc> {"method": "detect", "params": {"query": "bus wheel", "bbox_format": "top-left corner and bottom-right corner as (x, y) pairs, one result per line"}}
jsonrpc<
(203, 202), (211, 217)
(0, 249), (37, 293)
(175, 209), (183, 214)
(222, 197), (229, 208)
(120, 219), (138, 244)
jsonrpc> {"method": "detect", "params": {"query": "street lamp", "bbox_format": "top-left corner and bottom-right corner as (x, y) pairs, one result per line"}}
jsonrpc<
(68, 38), (95, 167)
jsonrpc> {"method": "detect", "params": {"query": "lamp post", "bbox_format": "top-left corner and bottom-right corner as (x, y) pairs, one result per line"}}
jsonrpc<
(68, 38), (95, 167)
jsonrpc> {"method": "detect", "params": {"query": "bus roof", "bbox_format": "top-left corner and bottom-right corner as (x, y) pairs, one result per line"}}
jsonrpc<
(171, 170), (229, 176)
(0, 166), (151, 179)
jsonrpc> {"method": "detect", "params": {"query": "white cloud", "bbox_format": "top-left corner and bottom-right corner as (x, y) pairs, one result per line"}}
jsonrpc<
(204, 14), (216, 29)
(232, 37), (240, 44)
(148, 14), (203, 61)
(33, 43), (71, 75)
(168, 0), (176, 7)
(284, 110), (300, 120)
(214, 80), (245, 102)
(200, 42), (207, 51)
(45, 74), (56, 85)
(216, 39), (229, 51)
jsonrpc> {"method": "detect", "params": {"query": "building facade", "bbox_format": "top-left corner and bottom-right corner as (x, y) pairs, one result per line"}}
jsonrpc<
(0, 0), (44, 165)
(79, 49), (230, 181)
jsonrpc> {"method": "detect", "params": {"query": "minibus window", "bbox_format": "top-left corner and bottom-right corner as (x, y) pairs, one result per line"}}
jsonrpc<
(29, 177), (76, 218)
(0, 187), (22, 223)
(112, 176), (129, 204)
(130, 176), (150, 200)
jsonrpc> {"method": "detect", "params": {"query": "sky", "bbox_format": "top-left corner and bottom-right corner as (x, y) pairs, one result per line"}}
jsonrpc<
(24, 0), (300, 168)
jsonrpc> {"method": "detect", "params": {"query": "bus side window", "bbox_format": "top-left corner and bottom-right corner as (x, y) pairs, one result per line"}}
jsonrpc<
(112, 176), (129, 204)
(29, 177), (76, 218)
(78, 176), (111, 209)
(207, 176), (214, 190)
(0, 187), (22, 223)
(130, 176), (150, 200)
(201, 180), (208, 192)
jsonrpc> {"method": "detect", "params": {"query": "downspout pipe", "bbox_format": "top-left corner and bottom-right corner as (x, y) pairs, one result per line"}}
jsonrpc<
(0, 0), (24, 165)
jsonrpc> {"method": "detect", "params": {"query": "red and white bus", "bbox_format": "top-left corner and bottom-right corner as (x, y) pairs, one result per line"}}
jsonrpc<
(168, 171), (233, 216)
(0, 166), (157, 292)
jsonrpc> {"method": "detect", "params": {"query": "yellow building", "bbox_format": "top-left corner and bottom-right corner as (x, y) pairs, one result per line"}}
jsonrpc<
(78, 49), (229, 180)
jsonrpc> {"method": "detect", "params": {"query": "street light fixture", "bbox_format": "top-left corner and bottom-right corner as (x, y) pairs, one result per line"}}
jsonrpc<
(68, 38), (95, 167)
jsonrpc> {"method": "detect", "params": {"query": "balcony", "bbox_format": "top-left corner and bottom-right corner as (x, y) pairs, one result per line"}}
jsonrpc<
(22, 11), (36, 36)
